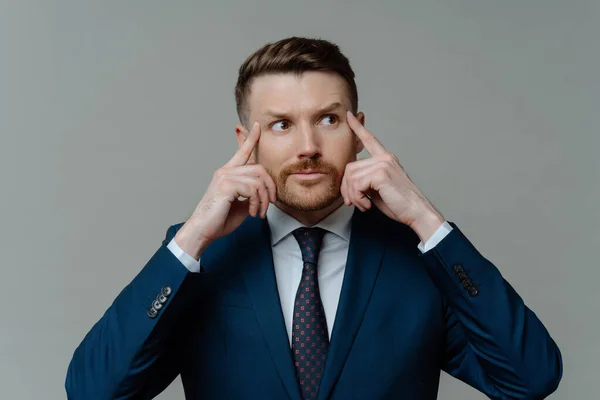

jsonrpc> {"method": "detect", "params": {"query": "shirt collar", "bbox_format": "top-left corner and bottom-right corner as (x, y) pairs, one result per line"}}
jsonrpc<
(266, 203), (355, 246)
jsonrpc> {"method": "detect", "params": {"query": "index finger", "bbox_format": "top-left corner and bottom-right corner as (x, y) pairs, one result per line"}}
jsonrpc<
(226, 121), (261, 167)
(346, 111), (386, 156)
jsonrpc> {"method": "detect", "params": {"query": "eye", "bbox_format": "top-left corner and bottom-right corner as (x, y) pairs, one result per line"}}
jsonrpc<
(272, 120), (291, 132)
(320, 114), (338, 126)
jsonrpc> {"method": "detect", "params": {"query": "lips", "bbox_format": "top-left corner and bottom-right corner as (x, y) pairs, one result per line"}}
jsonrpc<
(289, 170), (328, 181)
(292, 170), (325, 175)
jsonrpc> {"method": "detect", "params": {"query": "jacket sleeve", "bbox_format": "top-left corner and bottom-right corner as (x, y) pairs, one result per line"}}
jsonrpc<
(419, 222), (563, 399)
(65, 224), (203, 399)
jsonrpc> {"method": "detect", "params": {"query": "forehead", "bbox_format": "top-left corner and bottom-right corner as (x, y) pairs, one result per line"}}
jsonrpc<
(247, 71), (351, 117)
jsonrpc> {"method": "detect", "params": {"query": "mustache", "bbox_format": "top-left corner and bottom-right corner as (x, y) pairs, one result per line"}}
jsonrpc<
(280, 159), (338, 177)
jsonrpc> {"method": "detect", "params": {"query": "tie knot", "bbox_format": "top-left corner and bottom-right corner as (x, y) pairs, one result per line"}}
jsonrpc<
(292, 227), (325, 265)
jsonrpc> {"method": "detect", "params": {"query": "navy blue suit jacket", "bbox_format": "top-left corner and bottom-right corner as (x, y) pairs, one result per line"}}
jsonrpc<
(66, 207), (562, 399)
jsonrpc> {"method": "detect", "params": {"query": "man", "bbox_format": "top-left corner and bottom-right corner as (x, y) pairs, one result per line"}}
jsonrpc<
(66, 37), (562, 399)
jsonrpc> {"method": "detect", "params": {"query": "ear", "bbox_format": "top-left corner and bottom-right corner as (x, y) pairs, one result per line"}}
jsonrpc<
(235, 124), (248, 149)
(235, 123), (258, 164)
(354, 112), (366, 154)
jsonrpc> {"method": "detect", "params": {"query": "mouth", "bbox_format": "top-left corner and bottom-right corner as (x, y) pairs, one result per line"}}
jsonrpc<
(293, 170), (324, 174)
(290, 170), (327, 180)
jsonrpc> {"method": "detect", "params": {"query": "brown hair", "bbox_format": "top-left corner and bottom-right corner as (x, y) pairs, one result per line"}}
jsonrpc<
(235, 37), (358, 126)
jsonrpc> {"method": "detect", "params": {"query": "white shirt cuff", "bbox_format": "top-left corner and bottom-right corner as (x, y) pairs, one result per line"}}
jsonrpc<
(418, 221), (453, 253)
(167, 238), (201, 273)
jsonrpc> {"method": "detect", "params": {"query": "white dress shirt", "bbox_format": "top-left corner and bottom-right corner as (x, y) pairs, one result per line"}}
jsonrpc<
(167, 205), (453, 345)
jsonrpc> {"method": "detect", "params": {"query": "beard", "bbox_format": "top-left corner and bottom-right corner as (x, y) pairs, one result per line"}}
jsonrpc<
(268, 158), (341, 212)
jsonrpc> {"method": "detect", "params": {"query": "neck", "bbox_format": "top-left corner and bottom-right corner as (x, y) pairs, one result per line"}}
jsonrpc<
(274, 197), (346, 226)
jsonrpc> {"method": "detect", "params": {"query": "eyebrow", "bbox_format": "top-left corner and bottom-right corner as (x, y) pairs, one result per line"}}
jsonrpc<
(262, 102), (344, 119)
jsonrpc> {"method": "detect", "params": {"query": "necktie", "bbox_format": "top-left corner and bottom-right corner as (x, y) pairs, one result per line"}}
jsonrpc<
(291, 227), (328, 400)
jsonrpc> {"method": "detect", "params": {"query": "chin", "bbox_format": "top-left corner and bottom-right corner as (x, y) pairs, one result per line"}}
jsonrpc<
(278, 183), (341, 212)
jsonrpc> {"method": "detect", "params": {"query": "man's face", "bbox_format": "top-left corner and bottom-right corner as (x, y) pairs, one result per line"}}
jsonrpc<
(237, 71), (364, 212)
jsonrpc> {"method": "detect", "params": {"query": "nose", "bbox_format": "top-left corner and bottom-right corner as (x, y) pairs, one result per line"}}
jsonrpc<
(295, 122), (322, 159)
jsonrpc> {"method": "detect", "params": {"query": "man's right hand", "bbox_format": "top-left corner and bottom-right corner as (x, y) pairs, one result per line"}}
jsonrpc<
(174, 122), (276, 260)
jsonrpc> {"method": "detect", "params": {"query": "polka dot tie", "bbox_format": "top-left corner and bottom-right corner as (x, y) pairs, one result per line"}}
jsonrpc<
(291, 227), (328, 400)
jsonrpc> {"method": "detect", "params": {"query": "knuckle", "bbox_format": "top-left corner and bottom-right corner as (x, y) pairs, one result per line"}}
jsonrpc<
(246, 181), (257, 193)
(357, 177), (368, 189)
(214, 168), (225, 178)
(219, 181), (233, 194)
(254, 163), (267, 172)
(258, 166), (271, 179)
(377, 160), (389, 170)
(248, 164), (267, 177)
(382, 153), (395, 163)
(344, 166), (355, 179)
(251, 178), (263, 190)
(375, 169), (387, 181)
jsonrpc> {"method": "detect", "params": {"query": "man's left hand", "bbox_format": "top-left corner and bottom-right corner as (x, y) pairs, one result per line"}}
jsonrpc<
(341, 111), (445, 242)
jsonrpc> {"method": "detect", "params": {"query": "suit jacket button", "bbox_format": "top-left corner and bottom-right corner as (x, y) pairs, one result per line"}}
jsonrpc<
(458, 272), (468, 281)
(469, 287), (479, 297)
(162, 286), (172, 297)
(453, 264), (464, 274)
(462, 279), (472, 288)
(157, 294), (168, 304)
(153, 300), (163, 310)
(147, 307), (158, 318)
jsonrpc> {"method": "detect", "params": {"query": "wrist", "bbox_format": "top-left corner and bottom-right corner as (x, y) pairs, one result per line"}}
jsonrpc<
(409, 205), (445, 244)
(174, 221), (211, 261)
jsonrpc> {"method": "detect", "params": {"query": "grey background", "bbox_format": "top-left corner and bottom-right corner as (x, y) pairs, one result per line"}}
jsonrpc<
(1, 0), (597, 398)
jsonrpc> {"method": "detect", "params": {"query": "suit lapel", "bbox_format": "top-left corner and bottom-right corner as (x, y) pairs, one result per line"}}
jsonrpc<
(237, 217), (302, 400)
(318, 208), (386, 400)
